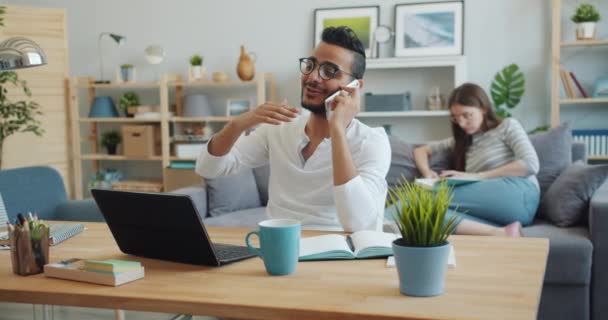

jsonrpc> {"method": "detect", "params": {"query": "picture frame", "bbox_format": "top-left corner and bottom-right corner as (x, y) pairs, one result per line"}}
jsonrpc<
(226, 98), (251, 117)
(314, 6), (379, 57)
(394, 1), (464, 57)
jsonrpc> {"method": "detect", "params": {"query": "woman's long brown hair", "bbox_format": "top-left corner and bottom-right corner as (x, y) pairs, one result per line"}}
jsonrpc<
(449, 83), (502, 171)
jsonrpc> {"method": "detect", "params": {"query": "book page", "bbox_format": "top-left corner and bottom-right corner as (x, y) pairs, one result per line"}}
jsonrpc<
(415, 178), (438, 190)
(300, 234), (352, 257)
(350, 230), (398, 257)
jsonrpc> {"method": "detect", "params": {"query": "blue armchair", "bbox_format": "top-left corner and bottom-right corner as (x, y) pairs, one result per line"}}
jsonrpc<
(0, 166), (102, 222)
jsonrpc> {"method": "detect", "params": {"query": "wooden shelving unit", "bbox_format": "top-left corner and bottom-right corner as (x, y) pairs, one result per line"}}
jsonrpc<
(551, 0), (608, 163)
(69, 73), (276, 199)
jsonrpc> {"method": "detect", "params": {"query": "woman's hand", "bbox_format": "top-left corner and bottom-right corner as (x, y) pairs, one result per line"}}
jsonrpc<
(439, 170), (481, 179)
(422, 170), (439, 179)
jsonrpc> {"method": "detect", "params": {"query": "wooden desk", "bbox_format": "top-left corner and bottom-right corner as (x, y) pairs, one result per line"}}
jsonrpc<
(0, 223), (548, 320)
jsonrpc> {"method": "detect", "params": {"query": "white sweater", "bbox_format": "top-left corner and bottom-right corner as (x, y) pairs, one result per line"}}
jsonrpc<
(196, 114), (391, 232)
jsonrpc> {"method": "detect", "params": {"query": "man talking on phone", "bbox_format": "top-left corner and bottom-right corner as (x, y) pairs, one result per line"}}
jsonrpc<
(196, 26), (390, 232)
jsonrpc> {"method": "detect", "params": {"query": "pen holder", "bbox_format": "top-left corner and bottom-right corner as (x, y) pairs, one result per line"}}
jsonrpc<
(9, 227), (50, 276)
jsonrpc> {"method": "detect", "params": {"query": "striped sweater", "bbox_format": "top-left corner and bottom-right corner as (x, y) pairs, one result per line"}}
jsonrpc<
(428, 118), (539, 188)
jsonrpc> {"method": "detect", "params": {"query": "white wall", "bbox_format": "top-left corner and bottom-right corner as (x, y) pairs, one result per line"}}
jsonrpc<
(6, 0), (607, 138)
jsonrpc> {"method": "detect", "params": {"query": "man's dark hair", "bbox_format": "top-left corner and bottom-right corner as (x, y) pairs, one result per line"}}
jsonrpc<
(321, 26), (366, 79)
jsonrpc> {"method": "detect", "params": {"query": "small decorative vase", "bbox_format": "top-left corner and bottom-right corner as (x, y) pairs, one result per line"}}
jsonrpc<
(237, 45), (256, 81)
(120, 66), (134, 82)
(576, 22), (597, 40)
(190, 66), (207, 81)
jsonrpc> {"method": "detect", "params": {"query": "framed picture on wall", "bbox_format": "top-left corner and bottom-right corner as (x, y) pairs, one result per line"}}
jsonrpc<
(314, 6), (379, 57)
(394, 1), (464, 57)
(226, 99), (251, 116)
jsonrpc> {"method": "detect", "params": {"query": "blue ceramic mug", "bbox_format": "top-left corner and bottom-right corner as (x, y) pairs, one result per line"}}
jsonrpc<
(245, 219), (301, 276)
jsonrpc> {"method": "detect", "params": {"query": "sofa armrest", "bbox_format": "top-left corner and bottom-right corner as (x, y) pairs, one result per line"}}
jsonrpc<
(590, 179), (608, 320)
(170, 185), (208, 219)
(55, 199), (104, 222)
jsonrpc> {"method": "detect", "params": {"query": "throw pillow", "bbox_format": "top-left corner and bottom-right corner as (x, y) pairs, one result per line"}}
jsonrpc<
(539, 161), (608, 227)
(205, 167), (262, 217)
(386, 136), (451, 187)
(529, 123), (572, 196)
(252, 165), (270, 206)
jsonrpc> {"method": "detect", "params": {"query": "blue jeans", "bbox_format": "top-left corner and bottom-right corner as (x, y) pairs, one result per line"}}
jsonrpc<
(446, 177), (539, 227)
(385, 177), (540, 227)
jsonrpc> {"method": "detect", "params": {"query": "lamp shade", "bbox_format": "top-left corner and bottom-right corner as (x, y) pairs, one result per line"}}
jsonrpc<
(183, 94), (213, 117)
(0, 37), (47, 70)
(89, 96), (119, 118)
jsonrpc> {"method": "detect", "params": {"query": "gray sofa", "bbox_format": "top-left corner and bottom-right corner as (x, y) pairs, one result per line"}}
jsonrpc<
(174, 126), (608, 320)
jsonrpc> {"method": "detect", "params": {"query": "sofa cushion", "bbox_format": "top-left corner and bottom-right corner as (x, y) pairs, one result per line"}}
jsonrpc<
(539, 161), (608, 227)
(386, 136), (451, 186)
(529, 123), (572, 196)
(205, 168), (262, 217)
(524, 220), (592, 285)
(203, 206), (267, 227)
(253, 165), (270, 206)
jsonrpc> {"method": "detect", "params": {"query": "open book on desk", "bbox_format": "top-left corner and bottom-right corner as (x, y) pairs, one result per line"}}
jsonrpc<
(299, 230), (398, 261)
(0, 223), (84, 249)
(415, 177), (481, 190)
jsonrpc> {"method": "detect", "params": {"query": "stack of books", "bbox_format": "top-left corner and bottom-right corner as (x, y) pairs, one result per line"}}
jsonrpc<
(44, 258), (144, 286)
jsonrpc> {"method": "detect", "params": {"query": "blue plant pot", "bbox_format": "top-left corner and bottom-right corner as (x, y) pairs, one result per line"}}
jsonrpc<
(89, 96), (119, 118)
(121, 67), (134, 82)
(392, 240), (450, 297)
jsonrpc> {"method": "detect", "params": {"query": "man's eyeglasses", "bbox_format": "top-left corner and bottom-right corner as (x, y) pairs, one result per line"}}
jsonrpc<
(299, 58), (358, 80)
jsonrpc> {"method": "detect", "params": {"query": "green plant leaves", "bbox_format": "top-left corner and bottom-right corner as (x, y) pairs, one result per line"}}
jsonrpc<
(571, 4), (601, 23)
(387, 179), (461, 247)
(491, 64), (525, 118)
(0, 71), (44, 142)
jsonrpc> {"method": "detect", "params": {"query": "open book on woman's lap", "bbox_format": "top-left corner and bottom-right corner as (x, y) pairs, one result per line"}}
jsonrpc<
(415, 177), (481, 190)
(299, 230), (398, 261)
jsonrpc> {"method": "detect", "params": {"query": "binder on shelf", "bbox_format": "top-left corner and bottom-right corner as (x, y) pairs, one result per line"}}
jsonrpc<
(572, 130), (608, 157)
(560, 68), (576, 98)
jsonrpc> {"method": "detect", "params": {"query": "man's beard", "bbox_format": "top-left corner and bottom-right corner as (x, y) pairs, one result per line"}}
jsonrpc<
(301, 84), (327, 117)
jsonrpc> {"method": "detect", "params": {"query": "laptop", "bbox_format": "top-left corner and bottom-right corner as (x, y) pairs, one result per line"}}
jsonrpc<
(91, 189), (255, 266)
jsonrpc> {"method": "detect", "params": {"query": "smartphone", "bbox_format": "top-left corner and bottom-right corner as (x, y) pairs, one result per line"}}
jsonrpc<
(324, 79), (360, 118)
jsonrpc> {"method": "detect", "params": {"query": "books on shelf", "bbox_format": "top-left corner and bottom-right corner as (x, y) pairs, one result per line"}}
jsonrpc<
(44, 258), (144, 286)
(560, 67), (589, 99)
(299, 230), (399, 260)
(414, 177), (481, 190)
(572, 129), (608, 157)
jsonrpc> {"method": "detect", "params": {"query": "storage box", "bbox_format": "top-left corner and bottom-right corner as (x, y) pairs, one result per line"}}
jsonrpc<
(112, 180), (163, 193)
(364, 93), (411, 112)
(174, 143), (205, 159)
(122, 125), (161, 157)
(164, 167), (203, 192)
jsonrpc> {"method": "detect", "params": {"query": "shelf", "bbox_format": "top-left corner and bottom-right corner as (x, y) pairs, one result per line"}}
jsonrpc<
(561, 40), (608, 47)
(366, 56), (466, 69)
(589, 155), (608, 161)
(78, 82), (160, 89)
(170, 117), (233, 122)
(79, 118), (162, 123)
(559, 98), (608, 105)
(81, 154), (162, 161)
(357, 110), (450, 117)
(169, 80), (257, 88)
(170, 156), (197, 161)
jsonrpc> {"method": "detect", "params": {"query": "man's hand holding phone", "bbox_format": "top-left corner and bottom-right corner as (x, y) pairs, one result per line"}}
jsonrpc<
(325, 79), (361, 130)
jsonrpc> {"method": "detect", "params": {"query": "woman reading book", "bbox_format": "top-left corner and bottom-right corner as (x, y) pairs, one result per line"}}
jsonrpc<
(412, 83), (540, 237)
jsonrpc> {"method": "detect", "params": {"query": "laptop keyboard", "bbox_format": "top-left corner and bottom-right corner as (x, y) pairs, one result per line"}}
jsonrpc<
(214, 243), (255, 261)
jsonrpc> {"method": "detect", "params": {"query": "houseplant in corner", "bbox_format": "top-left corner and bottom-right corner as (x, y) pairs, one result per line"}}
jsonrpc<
(119, 91), (140, 117)
(490, 63), (525, 119)
(572, 3), (600, 40)
(101, 130), (121, 155)
(387, 180), (460, 296)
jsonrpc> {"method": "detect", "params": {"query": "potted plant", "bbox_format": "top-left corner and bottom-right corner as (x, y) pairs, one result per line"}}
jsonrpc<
(189, 54), (205, 81)
(101, 130), (121, 155)
(120, 64), (135, 82)
(387, 180), (460, 296)
(571, 3), (600, 40)
(119, 91), (140, 117)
